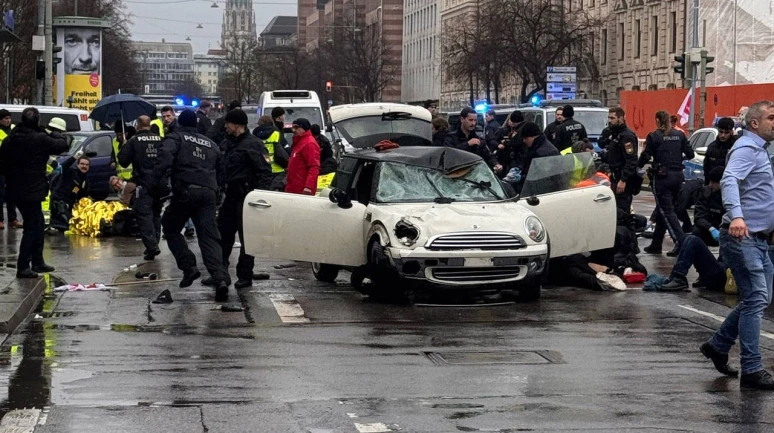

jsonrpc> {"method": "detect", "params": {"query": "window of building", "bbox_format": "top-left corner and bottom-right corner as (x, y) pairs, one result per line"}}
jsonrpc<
(652, 16), (658, 56)
(619, 23), (624, 60)
(670, 11), (677, 53)
(602, 29), (607, 64)
(635, 19), (641, 58)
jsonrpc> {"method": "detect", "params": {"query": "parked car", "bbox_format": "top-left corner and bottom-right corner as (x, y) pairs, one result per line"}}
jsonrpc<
(683, 126), (774, 182)
(242, 103), (617, 302)
(61, 131), (116, 200)
(0, 104), (94, 132)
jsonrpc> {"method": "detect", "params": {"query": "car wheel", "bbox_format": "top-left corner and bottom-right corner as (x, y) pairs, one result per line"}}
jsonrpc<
(516, 283), (541, 302)
(312, 262), (340, 282)
(366, 241), (414, 304)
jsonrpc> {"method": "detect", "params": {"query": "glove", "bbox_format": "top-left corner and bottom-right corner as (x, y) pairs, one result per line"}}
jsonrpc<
(710, 227), (720, 241)
(503, 167), (522, 183)
(74, 150), (84, 159)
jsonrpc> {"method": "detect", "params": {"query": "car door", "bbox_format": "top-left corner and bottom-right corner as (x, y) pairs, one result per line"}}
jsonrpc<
(242, 190), (368, 266)
(524, 184), (616, 258)
(519, 154), (616, 258)
(83, 135), (116, 200)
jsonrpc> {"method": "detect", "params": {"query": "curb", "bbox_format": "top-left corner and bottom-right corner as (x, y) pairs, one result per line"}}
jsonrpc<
(0, 276), (49, 337)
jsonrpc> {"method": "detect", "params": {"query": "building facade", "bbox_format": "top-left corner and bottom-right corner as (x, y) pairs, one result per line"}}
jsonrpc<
(133, 40), (195, 95)
(259, 16), (298, 49)
(402, 0), (440, 104)
(221, 0), (258, 51)
(194, 54), (225, 95)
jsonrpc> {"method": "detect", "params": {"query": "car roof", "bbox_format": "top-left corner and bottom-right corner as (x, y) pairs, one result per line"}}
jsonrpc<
(343, 145), (482, 173)
(330, 103), (431, 123)
(65, 131), (114, 136)
(0, 104), (89, 114)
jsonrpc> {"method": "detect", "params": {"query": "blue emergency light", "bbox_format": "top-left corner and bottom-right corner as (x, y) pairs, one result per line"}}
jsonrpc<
(530, 95), (542, 106)
(474, 102), (488, 113)
(175, 97), (185, 106)
(191, 100), (199, 107)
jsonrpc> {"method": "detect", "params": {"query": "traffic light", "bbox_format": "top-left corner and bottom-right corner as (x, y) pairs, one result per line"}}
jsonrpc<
(325, 81), (332, 92)
(673, 53), (689, 80)
(704, 54), (715, 75)
(52, 44), (62, 70)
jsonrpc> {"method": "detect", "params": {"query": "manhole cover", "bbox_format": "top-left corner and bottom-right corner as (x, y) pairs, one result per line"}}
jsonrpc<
(423, 350), (564, 366)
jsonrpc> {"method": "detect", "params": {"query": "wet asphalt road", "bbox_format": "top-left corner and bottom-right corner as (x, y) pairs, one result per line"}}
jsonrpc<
(0, 196), (773, 432)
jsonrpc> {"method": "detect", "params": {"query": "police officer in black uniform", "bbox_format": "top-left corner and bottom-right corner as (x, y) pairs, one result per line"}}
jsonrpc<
(201, 109), (272, 290)
(554, 105), (587, 153)
(118, 115), (167, 260)
(152, 110), (231, 302)
(601, 107), (639, 212)
(638, 110), (694, 256)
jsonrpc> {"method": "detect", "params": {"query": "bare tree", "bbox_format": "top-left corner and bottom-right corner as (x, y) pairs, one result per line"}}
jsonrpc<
(443, 0), (607, 104)
(220, 35), (260, 103)
(173, 77), (205, 100)
(259, 45), (315, 90)
(321, 17), (399, 102)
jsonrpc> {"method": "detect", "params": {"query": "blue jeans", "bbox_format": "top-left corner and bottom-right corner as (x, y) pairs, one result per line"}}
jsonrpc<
(671, 235), (726, 290)
(710, 231), (774, 375)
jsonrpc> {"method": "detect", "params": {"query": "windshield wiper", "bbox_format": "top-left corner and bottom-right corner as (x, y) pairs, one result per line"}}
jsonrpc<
(423, 171), (455, 204)
(451, 177), (503, 200)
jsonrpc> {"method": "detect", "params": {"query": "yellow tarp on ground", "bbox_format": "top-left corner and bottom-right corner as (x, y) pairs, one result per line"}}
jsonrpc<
(67, 198), (127, 237)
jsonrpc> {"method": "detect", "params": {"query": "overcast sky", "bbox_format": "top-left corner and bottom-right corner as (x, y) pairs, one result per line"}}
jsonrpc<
(125, 0), (297, 54)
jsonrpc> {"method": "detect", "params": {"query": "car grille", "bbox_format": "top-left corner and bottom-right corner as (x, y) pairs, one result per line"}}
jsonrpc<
(426, 233), (524, 250)
(431, 266), (521, 283)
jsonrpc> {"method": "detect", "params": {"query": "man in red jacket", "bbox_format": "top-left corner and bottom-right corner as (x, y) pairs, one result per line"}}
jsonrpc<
(285, 118), (321, 195)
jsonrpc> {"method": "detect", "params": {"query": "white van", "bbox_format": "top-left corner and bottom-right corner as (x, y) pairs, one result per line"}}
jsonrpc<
(0, 105), (94, 132)
(256, 90), (327, 142)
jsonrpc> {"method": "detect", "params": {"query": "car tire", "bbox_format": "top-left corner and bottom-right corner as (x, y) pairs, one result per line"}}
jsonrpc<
(516, 283), (541, 302)
(366, 241), (414, 305)
(312, 262), (340, 282)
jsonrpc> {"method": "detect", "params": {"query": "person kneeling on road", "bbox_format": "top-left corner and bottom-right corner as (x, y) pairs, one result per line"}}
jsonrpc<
(692, 167), (724, 247)
(49, 151), (90, 232)
(152, 110), (231, 302)
(647, 234), (727, 292)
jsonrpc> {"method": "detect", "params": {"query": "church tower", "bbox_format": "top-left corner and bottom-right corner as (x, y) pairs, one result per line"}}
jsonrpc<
(221, 0), (258, 51)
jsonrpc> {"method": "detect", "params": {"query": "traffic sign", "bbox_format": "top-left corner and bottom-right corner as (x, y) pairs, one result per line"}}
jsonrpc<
(547, 66), (576, 73)
(546, 93), (576, 100)
(547, 83), (577, 92)
(547, 73), (577, 83)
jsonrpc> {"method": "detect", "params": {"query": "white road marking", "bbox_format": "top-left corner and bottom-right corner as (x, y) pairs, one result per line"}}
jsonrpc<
(268, 293), (310, 323)
(678, 304), (774, 340)
(354, 423), (391, 433)
(347, 413), (359, 418)
(0, 408), (41, 433)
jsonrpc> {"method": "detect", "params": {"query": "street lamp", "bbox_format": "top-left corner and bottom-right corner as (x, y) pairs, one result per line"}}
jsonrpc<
(211, 1), (219, 8)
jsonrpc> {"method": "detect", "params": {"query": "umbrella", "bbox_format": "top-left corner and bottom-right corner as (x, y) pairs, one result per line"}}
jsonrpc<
(88, 93), (156, 132)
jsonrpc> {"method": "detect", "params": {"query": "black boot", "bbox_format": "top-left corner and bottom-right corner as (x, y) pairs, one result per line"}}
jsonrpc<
(215, 281), (229, 302)
(700, 342), (739, 377)
(201, 277), (215, 287)
(741, 370), (774, 390)
(16, 269), (39, 279)
(179, 268), (201, 288)
(234, 279), (252, 289)
(643, 244), (662, 254)
(144, 248), (161, 261)
(666, 244), (681, 257)
(32, 264), (55, 273)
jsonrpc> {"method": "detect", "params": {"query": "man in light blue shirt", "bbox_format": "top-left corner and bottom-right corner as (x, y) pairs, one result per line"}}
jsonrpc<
(701, 100), (774, 390)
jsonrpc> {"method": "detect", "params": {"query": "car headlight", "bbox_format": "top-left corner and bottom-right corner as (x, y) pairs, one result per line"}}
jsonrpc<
(395, 218), (420, 247)
(524, 216), (545, 242)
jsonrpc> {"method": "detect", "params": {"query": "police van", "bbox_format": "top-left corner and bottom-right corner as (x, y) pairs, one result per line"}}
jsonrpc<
(256, 90), (327, 143)
(516, 100), (609, 152)
(0, 105), (94, 131)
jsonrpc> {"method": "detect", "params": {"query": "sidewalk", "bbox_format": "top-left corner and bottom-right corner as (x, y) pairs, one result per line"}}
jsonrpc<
(0, 257), (53, 345)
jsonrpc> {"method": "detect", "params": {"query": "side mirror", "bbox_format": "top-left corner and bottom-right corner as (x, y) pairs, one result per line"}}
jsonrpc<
(85, 150), (98, 158)
(325, 124), (333, 133)
(328, 188), (352, 209)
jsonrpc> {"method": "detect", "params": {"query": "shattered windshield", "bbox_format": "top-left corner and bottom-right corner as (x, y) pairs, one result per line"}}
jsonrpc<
(376, 161), (506, 203)
(520, 153), (596, 196)
(334, 114), (432, 148)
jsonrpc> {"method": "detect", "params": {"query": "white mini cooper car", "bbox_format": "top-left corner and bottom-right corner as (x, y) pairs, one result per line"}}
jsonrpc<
(243, 103), (617, 301)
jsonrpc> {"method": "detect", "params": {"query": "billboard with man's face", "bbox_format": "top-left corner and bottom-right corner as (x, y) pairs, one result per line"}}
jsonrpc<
(53, 18), (109, 111)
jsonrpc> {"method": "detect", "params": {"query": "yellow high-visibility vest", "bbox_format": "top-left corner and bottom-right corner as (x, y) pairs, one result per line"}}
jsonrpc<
(151, 119), (165, 138)
(113, 139), (132, 180)
(264, 130), (285, 174)
(0, 124), (14, 146)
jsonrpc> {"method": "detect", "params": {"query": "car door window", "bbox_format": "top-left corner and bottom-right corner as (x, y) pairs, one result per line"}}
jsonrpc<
(87, 136), (114, 157)
(690, 132), (709, 151)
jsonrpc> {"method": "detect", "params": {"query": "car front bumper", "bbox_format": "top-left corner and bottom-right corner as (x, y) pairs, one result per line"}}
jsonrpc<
(386, 245), (548, 286)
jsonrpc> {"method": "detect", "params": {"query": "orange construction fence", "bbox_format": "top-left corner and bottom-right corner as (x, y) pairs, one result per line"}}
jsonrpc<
(619, 83), (774, 139)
